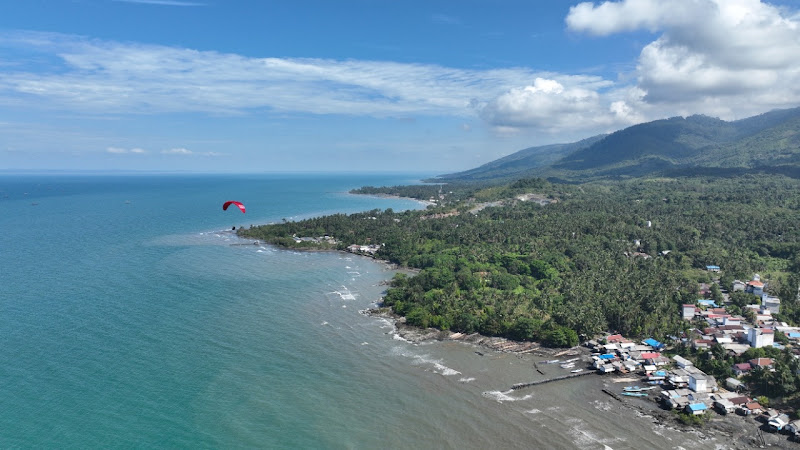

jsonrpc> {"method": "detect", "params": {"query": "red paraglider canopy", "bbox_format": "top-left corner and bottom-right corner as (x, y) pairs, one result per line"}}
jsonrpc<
(222, 200), (246, 213)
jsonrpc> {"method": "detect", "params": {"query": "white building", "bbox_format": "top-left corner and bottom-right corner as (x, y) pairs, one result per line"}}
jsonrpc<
(673, 355), (693, 369)
(689, 373), (710, 393)
(762, 295), (781, 314)
(748, 328), (775, 348)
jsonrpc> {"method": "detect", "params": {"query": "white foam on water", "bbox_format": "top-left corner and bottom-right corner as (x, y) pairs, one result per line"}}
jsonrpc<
(391, 333), (412, 343)
(481, 390), (533, 403)
(360, 342), (369, 345)
(320, 321), (328, 326)
(458, 377), (476, 383)
(525, 408), (542, 414)
(433, 363), (461, 376)
(566, 417), (621, 449)
(591, 400), (613, 412)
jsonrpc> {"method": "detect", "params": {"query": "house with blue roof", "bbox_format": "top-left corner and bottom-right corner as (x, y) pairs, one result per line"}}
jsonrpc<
(696, 299), (718, 308)
(706, 265), (720, 272)
(643, 338), (665, 350)
(686, 403), (708, 415)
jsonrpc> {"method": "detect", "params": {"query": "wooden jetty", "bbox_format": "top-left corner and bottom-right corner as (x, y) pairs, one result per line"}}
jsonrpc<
(602, 389), (623, 402)
(511, 369), (594, 390)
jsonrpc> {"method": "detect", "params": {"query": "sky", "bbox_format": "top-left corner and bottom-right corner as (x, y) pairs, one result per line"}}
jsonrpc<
(1, 0), (800, 173)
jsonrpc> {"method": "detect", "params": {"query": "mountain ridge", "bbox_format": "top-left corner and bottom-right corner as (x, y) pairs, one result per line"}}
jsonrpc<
(434, 106), (800, 183)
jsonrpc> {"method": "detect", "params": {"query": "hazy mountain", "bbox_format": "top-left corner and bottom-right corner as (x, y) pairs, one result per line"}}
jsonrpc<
(434, 134), (606, 182)
(434, 107), (800, 183)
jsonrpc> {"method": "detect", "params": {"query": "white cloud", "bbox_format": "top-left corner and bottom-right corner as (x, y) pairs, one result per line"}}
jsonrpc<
(566, 0), (800, 117)
(161, 148), (192, 155)
(0, 31), (542, 119)
(106, 146), (147, 154)
(479, 76), (629, 133)
(3, 3), (800, 146)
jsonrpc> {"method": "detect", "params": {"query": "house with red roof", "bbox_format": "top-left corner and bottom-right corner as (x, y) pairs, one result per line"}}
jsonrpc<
(749, 357), (774, 370)
(746, 275), (765, 296)
(733, 363), (752, 376)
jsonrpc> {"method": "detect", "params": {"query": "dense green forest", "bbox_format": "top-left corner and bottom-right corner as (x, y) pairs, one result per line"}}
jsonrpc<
(240, 175), (800, 347)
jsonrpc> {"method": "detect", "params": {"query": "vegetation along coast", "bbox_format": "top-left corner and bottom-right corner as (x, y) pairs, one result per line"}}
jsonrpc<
(239, 107), (800, 447)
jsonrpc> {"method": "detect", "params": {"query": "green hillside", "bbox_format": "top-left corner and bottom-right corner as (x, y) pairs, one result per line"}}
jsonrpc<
(435, 107), (800, 183)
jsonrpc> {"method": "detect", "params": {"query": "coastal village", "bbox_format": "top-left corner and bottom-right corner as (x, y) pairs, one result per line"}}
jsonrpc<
(575, 270), (800, 442)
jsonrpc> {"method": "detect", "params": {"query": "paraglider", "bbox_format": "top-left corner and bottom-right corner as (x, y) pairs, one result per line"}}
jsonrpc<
(222, 200), (246, 213)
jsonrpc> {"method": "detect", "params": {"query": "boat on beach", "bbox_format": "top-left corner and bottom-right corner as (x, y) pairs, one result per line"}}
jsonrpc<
(570, 369), (583, 373)
(560, 363), (575, 369)
(543, 360), (560, 364)
(621, 392), (649, 397)
(623, 386), (656, 392)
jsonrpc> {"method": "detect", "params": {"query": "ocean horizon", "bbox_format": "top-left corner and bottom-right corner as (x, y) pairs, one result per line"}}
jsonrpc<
(1, 173), (723, 449)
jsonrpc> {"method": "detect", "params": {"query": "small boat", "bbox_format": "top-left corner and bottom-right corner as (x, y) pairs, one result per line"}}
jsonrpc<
(623, 386), (656, 392)
(570, 369), (583, 373)
(621, 392), (648, 397)
(543, 360), (560, 364)
(560, 363), (575, 368)
(564, 357), (580, 363)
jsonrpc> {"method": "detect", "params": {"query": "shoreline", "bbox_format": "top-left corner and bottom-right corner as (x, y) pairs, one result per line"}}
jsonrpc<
(350, 191), (436, 208)
(236, 201), (797, 448)
(362, 307), (796, 449)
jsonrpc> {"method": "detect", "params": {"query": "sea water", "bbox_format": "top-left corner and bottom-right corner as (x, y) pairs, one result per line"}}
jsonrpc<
(0, 173), (721, 449)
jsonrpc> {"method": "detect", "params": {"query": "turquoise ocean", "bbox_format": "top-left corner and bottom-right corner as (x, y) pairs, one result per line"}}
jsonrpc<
(0, 173), (719, 449)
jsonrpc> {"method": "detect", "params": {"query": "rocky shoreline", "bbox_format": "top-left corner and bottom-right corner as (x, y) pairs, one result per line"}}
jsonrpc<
(363, 306), (581, 357)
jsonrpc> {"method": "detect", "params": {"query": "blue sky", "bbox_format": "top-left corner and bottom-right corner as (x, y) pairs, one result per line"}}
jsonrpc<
(2, 0), (800, 173)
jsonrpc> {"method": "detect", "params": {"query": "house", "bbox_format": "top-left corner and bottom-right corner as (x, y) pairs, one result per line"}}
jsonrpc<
(732, 363), (752, 376)
(767, 414), (791, 432)
(715, 335), (733, 345)
(785, 420), (800, 436)
(693, 339), (713, 349)
(749, 357), (775, 370)
(697, 299), (718, 308)
(706, 265), (721, 272)
(673, 355), (693, 369)
(722, 316), (742, 326)
(597, 364), (615, 373)
(762, 295), (781, 314)
(722, 343), (751, 356)
(640, 352), (661, 361)
(732, 280), (746, 292)
(650, 356), (671, 366)
(748, 328), (775, 348)
(682, 304), (698, 320)
(713, 399), (736, 414)
(746, 276), (765, 296)
(689, 373), (710, 393)
(643, 338), (665, 350)
(744, 402), (764, 415)
(725, 377), (744, 391)
(686, 403), (708, 415)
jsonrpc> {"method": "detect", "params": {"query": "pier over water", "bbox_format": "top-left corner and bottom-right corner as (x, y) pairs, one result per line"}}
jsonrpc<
(510, 370), (594, 390)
